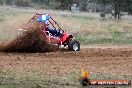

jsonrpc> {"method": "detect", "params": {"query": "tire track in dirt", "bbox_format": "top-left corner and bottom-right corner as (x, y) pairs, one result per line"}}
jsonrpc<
(0, 45), (132, 75)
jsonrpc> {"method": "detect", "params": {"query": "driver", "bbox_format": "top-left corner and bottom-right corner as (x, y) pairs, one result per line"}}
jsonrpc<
(37, 14), (60, 36)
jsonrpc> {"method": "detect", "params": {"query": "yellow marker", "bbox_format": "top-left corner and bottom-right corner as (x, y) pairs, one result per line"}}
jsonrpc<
(82, 68), (85, 77)
(82, 68), (89, 78)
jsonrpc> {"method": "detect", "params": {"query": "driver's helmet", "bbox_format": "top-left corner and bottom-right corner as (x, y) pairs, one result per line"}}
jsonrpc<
(56, 29), (60, 33)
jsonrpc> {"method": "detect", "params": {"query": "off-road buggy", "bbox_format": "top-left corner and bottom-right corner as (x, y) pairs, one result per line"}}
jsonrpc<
(18, 13), (80, 51)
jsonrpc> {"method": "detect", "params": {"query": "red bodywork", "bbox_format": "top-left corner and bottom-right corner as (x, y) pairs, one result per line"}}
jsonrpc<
(34, 13), (71, 45)
(48, 32), (69, 44)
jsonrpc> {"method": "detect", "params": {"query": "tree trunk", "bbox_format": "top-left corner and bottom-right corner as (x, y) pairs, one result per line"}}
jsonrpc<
(114, 4), (118, 19)
(114, 0), (121, 19)
(117, 1), (121, 19)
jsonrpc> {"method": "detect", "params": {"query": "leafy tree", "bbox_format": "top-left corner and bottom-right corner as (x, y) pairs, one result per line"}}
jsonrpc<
(5, 0), (13, 5)
(98, 0), (132, 19)
(0, 0), (4, 5)
(127, 0), (132, 15)
(79, 0), (88, 11)
(98, 0), (122, 19)
(14, 0), (31, 7)
(56, 0), (80, 10)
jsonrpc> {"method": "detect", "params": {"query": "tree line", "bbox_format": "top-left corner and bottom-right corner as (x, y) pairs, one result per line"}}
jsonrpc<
(98, 0), (132, 19)
(0, 0), (132, 19)
(0, 0), (88, 10)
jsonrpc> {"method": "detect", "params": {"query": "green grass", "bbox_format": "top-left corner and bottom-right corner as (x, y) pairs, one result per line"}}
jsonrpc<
(0, 84), (35, 88)
(0, 9), (17, 17)
(60, 14), (95, 21)
(75, 31), (132, 44)
(0, 7), (132, 44)
(0, 69), (80, 88)
(0, 68), (131, 88)
(0, 11), (5, 22)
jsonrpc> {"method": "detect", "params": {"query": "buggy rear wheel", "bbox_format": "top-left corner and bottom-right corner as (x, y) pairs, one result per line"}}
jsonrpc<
(68, 40), (80, 51)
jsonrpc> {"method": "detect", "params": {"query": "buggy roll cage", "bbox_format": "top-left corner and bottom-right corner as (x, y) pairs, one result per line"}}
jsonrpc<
(31, 13), (64, 33)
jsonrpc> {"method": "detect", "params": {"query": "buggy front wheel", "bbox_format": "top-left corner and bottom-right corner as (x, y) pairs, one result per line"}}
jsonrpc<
(68, 40), (80, 51)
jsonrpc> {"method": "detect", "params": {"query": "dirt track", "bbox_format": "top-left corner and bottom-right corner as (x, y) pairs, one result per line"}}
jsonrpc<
(0, 45), (132, 75)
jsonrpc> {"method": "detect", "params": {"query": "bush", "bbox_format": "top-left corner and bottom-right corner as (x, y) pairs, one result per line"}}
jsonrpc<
(128, 5), (132, 15)
(5, 0), (13, 5)
(14, 0), (31, 7)
(35, 4), (49, 9)
(48, 1), (60, 10)
(0, 0), (4, 5)
(100, 13), (106, 18)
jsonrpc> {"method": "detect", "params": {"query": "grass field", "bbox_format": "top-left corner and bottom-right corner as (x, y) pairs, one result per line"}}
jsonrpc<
(0, 6), (132, 44)
(0, 67), (131, 88)
(0, 6), (132, 88)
